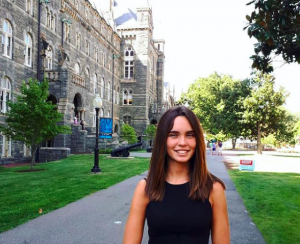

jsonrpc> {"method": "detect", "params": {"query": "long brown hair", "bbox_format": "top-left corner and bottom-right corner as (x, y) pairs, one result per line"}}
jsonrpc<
(145, 106), (225, 202)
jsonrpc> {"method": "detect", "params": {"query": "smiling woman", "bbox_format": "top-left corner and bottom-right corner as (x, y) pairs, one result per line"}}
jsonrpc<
(123, 106), (230, 244)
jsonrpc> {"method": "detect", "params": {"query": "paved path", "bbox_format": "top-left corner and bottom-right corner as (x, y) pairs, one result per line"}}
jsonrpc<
(0, 152), (265, 244)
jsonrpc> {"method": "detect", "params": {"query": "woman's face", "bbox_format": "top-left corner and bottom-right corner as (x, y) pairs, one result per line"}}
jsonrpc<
(166, 116), (196, 165)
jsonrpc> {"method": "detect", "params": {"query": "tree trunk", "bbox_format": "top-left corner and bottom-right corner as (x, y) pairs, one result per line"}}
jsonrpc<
(30, 147), (36, 170)
(257, 122), (263, 154)
(232, 138), (236, 149)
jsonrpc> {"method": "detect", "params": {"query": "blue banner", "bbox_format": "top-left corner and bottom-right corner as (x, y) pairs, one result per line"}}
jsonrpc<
(100, 118), (113, 139)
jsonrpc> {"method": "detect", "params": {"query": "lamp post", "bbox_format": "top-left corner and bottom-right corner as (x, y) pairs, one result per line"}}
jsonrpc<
(91, 94), (102, 173)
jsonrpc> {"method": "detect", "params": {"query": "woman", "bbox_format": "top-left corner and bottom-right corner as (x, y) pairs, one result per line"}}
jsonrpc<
(123, 106), (230, 244)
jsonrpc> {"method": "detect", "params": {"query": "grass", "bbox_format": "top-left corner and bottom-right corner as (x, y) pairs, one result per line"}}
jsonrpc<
(229, 170), (300, 244)
(0, 155), (149, 234)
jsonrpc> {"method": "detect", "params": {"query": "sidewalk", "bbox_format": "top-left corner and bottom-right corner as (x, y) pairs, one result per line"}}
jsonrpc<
(0, 152), (265, 244)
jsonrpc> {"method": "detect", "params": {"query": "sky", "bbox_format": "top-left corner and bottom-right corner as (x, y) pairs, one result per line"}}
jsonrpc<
(149, 0), (300, 114)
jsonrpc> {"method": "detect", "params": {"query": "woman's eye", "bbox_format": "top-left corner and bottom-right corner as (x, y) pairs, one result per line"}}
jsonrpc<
(169, 133), (177, 138)
(187, 133), (195, 138)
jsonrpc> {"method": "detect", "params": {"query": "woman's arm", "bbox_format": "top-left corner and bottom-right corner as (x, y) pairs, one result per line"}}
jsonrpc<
(123, 179), (149, 244)
(210, 182), (230, 244)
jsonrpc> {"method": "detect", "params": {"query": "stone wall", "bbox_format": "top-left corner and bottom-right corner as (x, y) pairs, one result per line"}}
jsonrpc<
(39, 147), (71, 162)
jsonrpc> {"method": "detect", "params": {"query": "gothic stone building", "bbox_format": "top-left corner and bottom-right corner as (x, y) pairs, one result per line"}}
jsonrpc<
(0, 0), (165, 164)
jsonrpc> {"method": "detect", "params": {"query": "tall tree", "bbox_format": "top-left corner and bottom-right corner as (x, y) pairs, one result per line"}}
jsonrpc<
(180, 73), (252, 149)
(0, 79), (71, 169)
(241, 73), (289, 153)
(245, 0), (300, 73)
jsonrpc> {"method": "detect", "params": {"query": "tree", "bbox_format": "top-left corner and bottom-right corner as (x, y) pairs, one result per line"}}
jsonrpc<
(145, 124), (157, 147)
(245, 0), (300, 73)
(120, 124), (137, 144)
(179, 73), (252, 149)
(241, 73), (289, 153)
(0, 79), (71, 169)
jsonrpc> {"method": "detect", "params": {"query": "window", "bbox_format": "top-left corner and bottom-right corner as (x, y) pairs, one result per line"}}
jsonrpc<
(24, 33), (32, 67)
(0, 77), (11, 113)
(123, 90), (133, 105)
(46, 7), (50, 27)
(51, 14), (56, 31)
(75, 62), (80, 75)
(85, 9), (89, 20)
(75, 1), (79, 10)
(100, 77), (104, 98)
(2, 20), (13, 58)
(100, 108), (104, 117)
(123, 116), (131, 125)
(86, 68), (90, 80)
(94, 48), (98, 62)
(76, 33), (81, 50)
(107, 82), (110, 101)
(26, 0), (33, 15)
(117, 87), (120, 105)
(45, 45), (52, 70)
(124, 47), (134, 79)
(85, 40), (89, 56)
(94, 74), (97, 94)
(64, 23), (69, 41)
(106, 110), (110, 118)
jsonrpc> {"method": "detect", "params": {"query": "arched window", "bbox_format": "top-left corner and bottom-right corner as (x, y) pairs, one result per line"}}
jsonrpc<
(64, 23), (69, 41)
(86, 68), (90, 80)
(2, 20), (13, 58)
(94, 74), (97, 94)
(24, 33), (32, 67)
(123, 90), (128, 105)
(50, 11), (53, 29)
(75, 1), (79, 10)
(46, 7), (50, 27)
(100, 77), (104, 98)
(85, 9), (89, 19)
(123, 116), (131, 125)
(0, 77), (11, 113)
(26, 0), (33, 15)
(106, 110), (110, 117)
(94, 48), (98, 62)
(45, 45), (52, 70)
(76, 33), (81, 50)
(85, 40), (90, 56)
(128, 90), (133, 105)
(53, 14), (56, 32)
(75, 62), (80, 75)
(107, 82), (110, 101)
(100, 108), (104, 117)
(123, 90), (132, 105)
(117, 87), (120, 105)
(124, 47), (134, 79)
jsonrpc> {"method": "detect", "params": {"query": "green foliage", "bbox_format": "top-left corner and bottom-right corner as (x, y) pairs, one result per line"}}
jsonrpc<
(261, 134), (277, 147)
(99, 148), (112, 154)
(145, 124), (157, 139)
(120, 124), (137, 144)
(180, 73), (252, 142)
(0, 154), (150, 233)
(241, 72), (289, 152)
(0, 79), (71, 168)
(245, 0), (300, 73)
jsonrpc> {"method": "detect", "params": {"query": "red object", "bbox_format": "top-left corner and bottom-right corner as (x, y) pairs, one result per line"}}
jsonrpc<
(240, 160), (253, 165)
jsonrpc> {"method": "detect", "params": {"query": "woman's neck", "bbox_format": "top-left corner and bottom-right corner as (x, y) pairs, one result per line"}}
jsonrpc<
(166, 161), (189, 184)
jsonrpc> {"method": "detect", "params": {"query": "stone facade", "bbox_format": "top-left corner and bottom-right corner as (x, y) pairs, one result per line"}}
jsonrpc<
(0, 0), (166, 164)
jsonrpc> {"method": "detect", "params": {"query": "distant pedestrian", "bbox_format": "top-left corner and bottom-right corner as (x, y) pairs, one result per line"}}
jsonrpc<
(74, 115), (78, 124)
(211, 141), (216, 155)
(80, 119), (84, 130)
(218, 141), (223, 155)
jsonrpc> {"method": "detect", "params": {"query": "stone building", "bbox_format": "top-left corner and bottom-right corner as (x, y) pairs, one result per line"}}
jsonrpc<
(0, 0), (166, 164)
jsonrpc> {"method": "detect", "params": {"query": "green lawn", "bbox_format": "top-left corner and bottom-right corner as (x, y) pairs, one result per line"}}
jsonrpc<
(229, 170), (300, 244)
(0, 155), (149, 234)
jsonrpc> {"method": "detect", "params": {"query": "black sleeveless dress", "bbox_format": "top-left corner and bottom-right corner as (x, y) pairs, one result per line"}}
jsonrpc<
(145, 181), (212, 244)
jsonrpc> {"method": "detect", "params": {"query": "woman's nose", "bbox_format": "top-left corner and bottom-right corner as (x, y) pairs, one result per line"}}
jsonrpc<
(178, 135), (187, 145)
